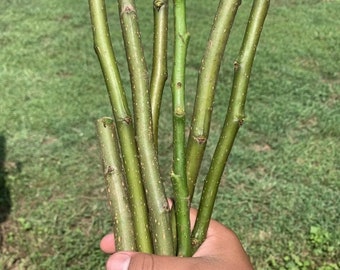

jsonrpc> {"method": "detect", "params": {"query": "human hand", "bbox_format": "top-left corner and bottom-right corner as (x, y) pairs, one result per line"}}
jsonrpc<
(100, 208), (253, 270)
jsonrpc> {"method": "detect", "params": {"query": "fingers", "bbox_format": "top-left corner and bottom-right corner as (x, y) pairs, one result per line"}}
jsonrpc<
(100, 233), (116, 254)
(101, 207), (253, 269)
(107, 252), (208, 270)
(107, 246), (253, 270)
(189, 207), (198, 230)
(194, 223), (254, 270)
(100, 208), (213, 254)
(102, 209), (253, 270)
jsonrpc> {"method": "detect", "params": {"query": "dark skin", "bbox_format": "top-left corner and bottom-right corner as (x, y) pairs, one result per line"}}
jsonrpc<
(101, 208), (254, 270)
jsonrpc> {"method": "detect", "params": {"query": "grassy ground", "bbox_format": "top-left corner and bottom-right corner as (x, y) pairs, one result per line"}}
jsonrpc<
(1, 0), (339, 269)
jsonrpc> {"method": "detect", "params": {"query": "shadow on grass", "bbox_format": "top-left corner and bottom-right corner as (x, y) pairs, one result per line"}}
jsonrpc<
(0, 135), (12, 248)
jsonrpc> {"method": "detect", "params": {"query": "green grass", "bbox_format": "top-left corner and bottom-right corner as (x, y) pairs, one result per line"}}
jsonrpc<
(0, 0), (339, 269)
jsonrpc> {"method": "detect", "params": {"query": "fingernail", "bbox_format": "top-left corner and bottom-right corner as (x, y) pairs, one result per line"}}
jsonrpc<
(107, 253), (131, 270)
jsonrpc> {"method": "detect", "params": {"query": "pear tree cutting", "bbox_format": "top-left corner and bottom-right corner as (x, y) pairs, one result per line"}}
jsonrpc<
(89, 0), (269, 256)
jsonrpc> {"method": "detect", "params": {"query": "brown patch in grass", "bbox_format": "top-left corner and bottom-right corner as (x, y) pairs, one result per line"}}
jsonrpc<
(251, 143), (272, 152)
(0, 217), (29, 270)
(325, 92), (339, 108)
(41, 136), (58, 145)
(299, 116), (318, 129)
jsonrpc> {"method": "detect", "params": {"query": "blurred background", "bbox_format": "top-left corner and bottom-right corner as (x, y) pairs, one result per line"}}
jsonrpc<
(0, 0), (339, 269)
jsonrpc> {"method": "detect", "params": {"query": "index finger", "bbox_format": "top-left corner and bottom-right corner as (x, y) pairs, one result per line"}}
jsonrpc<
(100, 233), (116, 254)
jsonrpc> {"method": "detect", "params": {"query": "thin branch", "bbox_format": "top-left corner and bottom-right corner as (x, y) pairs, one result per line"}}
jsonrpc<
(150, 0), (169, 145)
(186, 0), (241, 201)
(118, 0), (174, 255)
(89, 0), (153, 253)
(96, 117), (136, 251)
(171, 0), (191, 257)
(191, 0), (270, 252)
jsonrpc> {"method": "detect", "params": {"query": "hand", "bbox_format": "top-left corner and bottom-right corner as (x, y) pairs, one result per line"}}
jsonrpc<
(100, 208), (253, 270)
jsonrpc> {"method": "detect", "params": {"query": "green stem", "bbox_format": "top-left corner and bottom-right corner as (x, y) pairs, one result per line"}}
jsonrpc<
(170, 172), (191, 256)
(89, 0), (153, 253)
(191, 0), (270, 252)
(186, 0), (241, 201)
(150, 0), (169, 145)
(96, 117), (136, 251)
(118, 0), (174, 255)
(171, 0), (191, 257)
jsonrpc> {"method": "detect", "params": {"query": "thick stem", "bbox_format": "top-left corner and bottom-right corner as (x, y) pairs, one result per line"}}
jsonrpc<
(186, 0), (241, 201)
(89, 0), (152, 253)
(118, 0), (174, 255)
(96, 117), (136, 251)
(150, 0), (169, 145)
(191, 0), (270, 252)
(171, 0), (191, 257)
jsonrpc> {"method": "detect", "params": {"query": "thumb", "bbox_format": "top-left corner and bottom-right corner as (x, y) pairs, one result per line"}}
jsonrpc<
(106, 252), (205, 270)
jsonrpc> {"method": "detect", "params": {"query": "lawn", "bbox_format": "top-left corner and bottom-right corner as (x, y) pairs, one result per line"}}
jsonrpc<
(0, 0), (339, 269)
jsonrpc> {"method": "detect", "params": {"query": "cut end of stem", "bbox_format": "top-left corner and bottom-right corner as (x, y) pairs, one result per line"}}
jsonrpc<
(154, 0), (167, 11)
